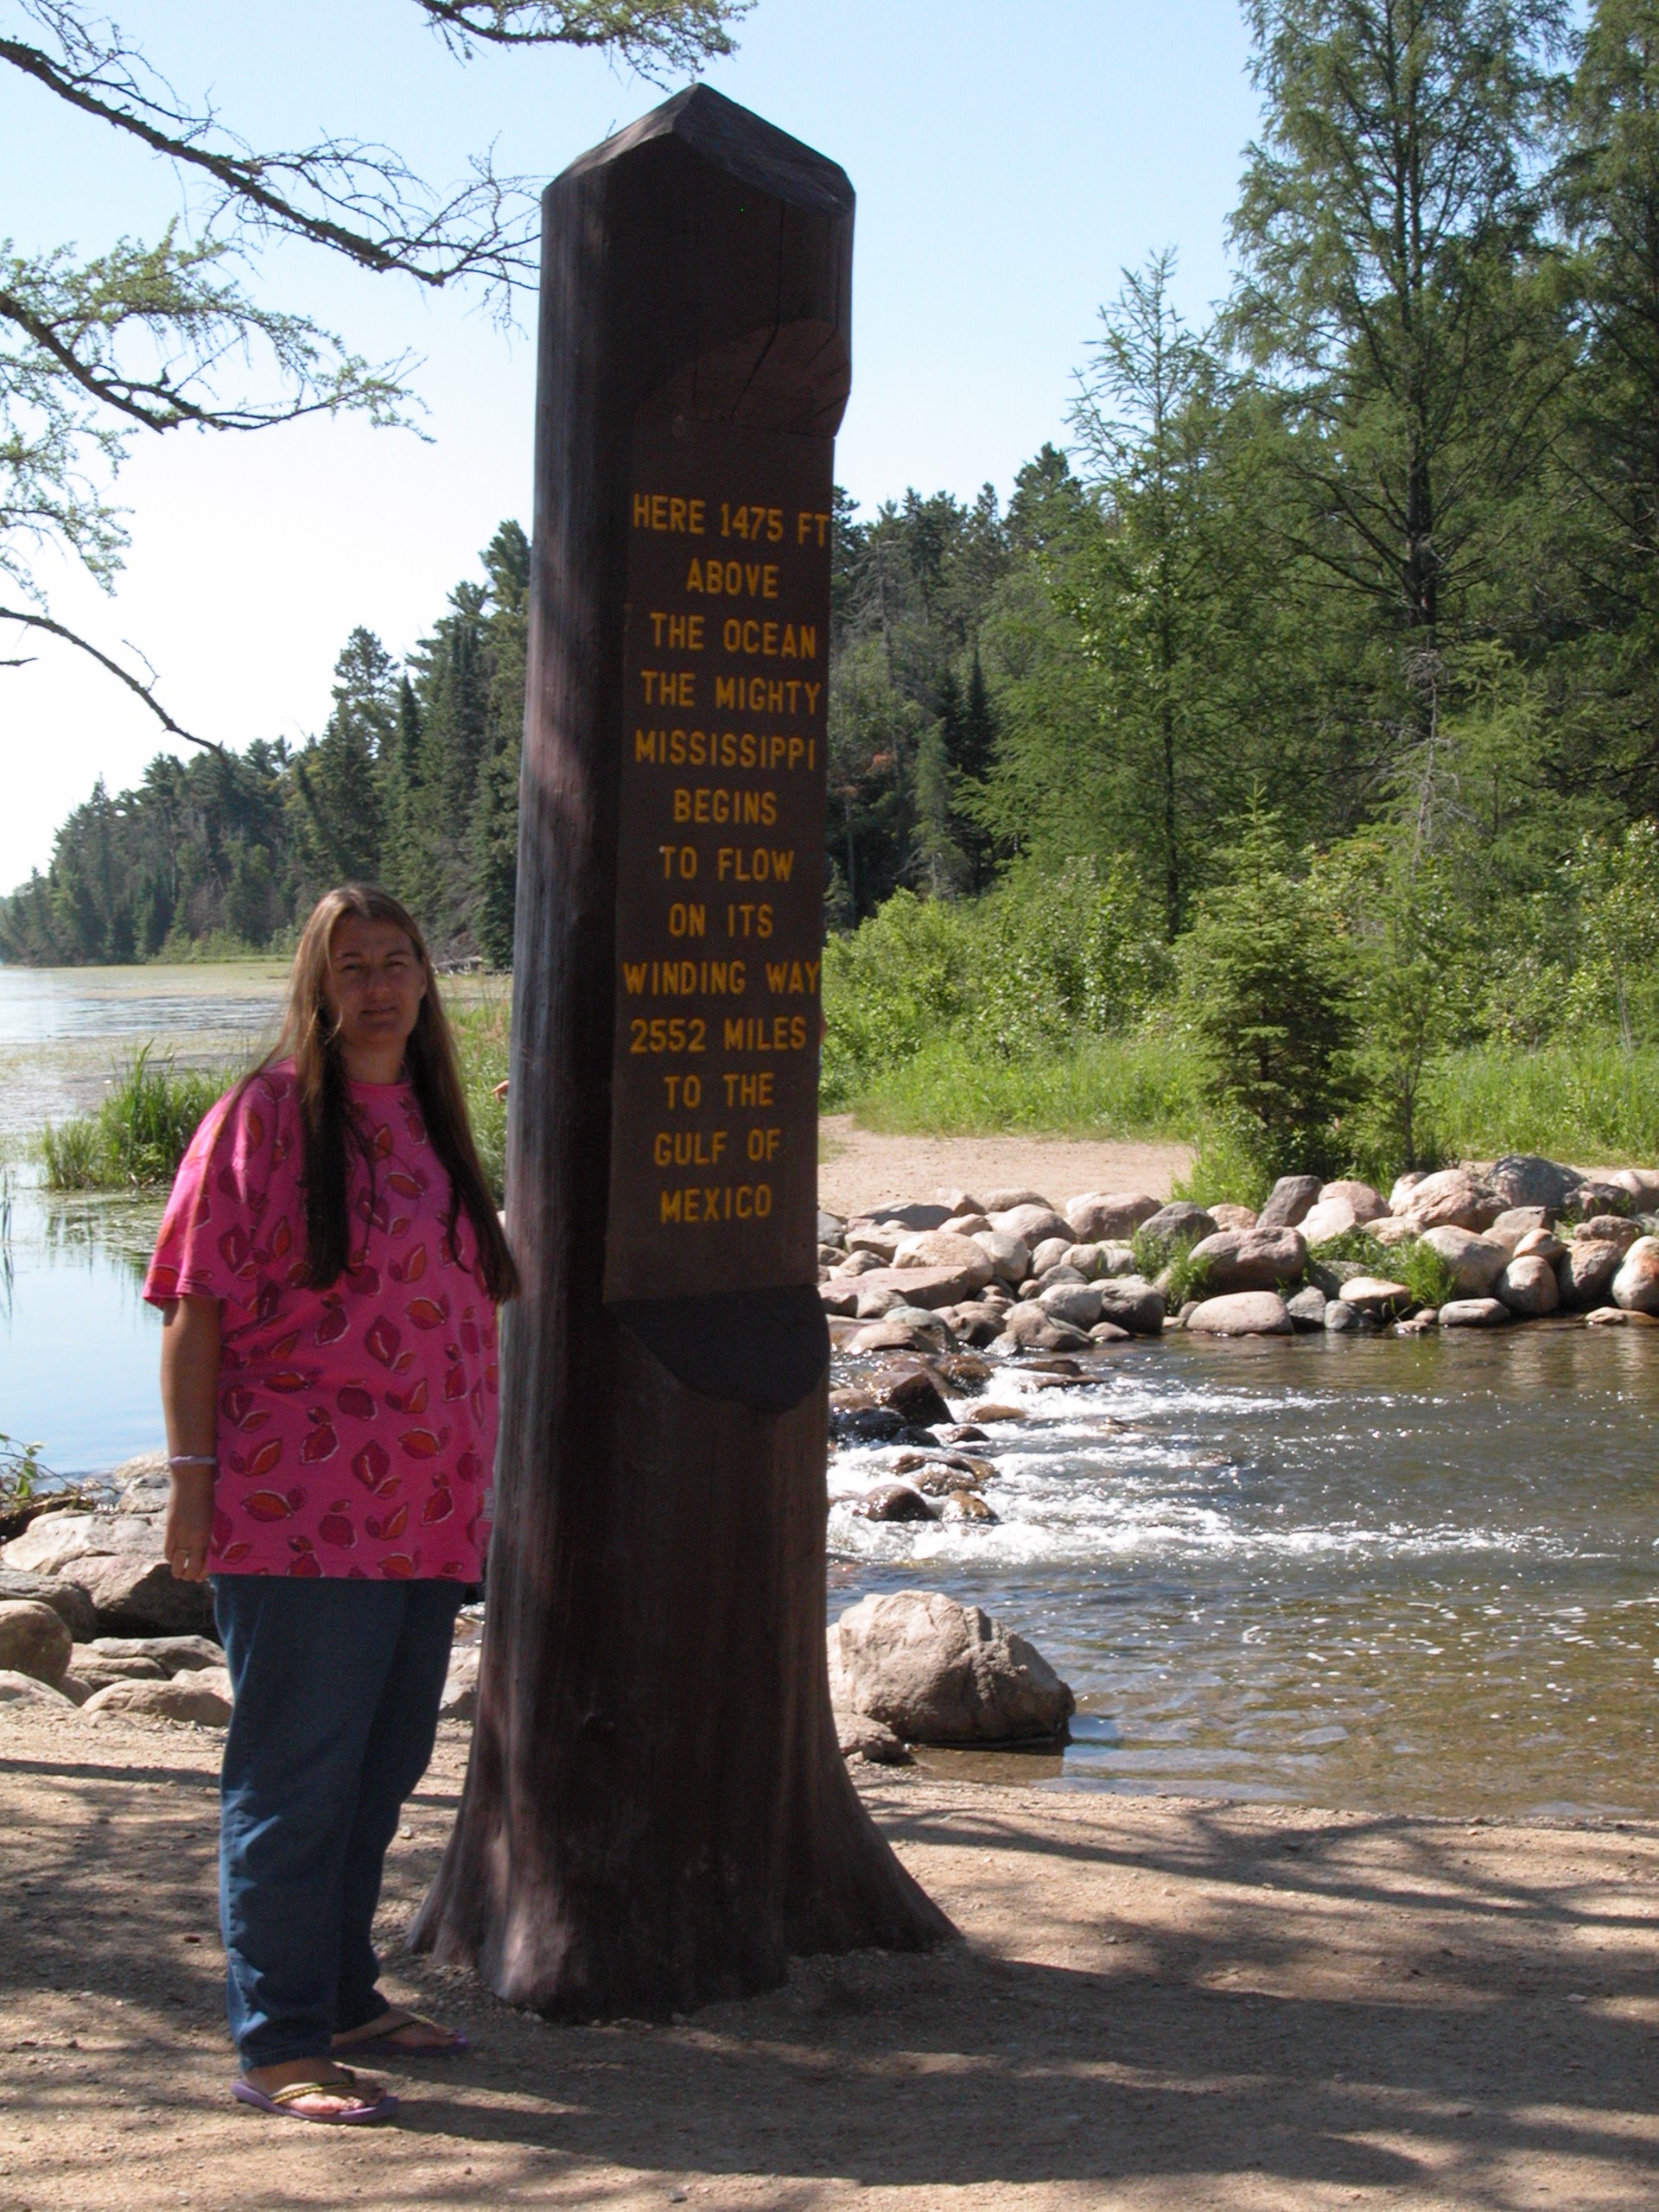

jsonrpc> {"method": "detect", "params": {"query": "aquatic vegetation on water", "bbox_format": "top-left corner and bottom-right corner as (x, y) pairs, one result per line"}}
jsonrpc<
(41, 1046), (235, 1190)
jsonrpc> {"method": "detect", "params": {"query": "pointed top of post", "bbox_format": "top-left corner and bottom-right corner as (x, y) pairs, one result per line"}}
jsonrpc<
(558, 82), (854, 219)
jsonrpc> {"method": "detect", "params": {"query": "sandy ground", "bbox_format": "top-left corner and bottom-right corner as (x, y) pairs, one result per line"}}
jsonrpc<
(817, 1119), (1193, 1223)
(3, 1706), (1657, 2211)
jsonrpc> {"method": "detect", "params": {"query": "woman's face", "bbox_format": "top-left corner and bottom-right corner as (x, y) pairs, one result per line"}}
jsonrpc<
(323, 915), (427, 1072)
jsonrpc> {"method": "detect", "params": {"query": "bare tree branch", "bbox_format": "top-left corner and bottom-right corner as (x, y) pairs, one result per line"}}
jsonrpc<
(416, 0), (746, 69)
(0, 604), (221, 753)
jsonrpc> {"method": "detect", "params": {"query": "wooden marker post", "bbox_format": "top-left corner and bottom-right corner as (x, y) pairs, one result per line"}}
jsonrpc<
(410, 86), (952, 2018)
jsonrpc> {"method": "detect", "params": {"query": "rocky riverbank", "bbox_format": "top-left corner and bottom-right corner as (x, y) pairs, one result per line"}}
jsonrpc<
(817, 1151), (1659, 1356)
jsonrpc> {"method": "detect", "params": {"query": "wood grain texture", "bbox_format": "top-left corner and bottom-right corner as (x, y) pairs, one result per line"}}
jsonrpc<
(409, 85), (953, 2019)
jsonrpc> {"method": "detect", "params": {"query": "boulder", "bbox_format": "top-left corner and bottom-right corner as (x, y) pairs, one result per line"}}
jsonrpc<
(1586, 1306), (1659, 1328)
(1400, 1170), (1504, 1233)
(0, 1669), (75, 1708)
(1286, 1286), (1328, 1331)
(817, 1210), (846, 1244)
(968, 1229), (1031, 1286)
(1090, 1320), (1133, 1344)
(1612, 1237), (1659, 1315)
(834, 1590), (1075, 1745)
(1369, 1217), (1419, 1248)
(1319, 1179), (1389, 1223)
(1136, 1203), (1218, 1256)
(1557, 1240), (1623, 1311)
(845, 1223), (904, 1261)
(893, 1231), (995, 1295)
(938, 1491), (1001, 1524)
(865, 1360), (955, 1427)
(998, 1305), (1093, 1352)
(1258, 1174), (1324, 1230)
(1569, 1178), (1634, 1222)
(1186, 1227), (1307, 1294)
(82, 1670), (233, 1727)
(1029, 1236), (1074, 1276)
(829, 1404), (905, 1445)
(2, 1509), (159, 1578)
(845, 1315), (950, 1355)
(1420, 1225), (1510, 1295)
(844, 1484), (938, 1524)
(1323, 1299), (1359, 1332)
(831, 1249), (887, 1278)
(68, 1554), (216, 1638)
(1577, 1216), (1642, 1254)
(1488, 1154), (1582, 1214)
(1496, 1255), (1560, 1317)
(819, 1281), (861, 1317)
(1606, 1168), (1659, 1212)
(1488, 1206), (1553, 1251)
(1063, 1191), (1161, 1241)
(835, 1709), (912, 1764)
(1093, 1276), (1166, 1337)
(1341, 1275), (1413, 1319)
(65, 1652), (169, 1696)
(1440, 1297), (1510, 1329)
(1036, 1281), (1104, 1330)
(0, 1599), (73, 1687)
(1299, 1196), (1366, 1248)
(979, 1187), (1053, 1215)
(861, 1202), (954, 1233)
(0, 1571), (98, 1642)
(839, 1262), (987, 1313)
(1308, 1256), (1367, 1296)
(1208, 1203), (1259, 1231)
(1185, 1292), (1293, 1337)
(1389, 1171), (1427, 1211)
(988, 1204), (1073, 1249)
(1512, 1228), (1567, 1262)
(441, 1640), (480, 1721)
(937, 1189), (987, 1218)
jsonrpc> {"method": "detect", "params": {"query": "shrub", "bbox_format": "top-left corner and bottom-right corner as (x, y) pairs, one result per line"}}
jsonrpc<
(1179, 810), (1359, 1182)
(41, 1048), (231, 1190)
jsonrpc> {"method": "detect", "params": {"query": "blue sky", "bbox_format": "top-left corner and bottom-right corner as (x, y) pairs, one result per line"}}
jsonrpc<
(1, 0), (1260, 891)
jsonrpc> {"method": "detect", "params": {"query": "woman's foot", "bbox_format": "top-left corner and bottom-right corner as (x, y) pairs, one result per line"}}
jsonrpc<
(238, 2058), (391, 2120)
(332, 2005), (466, 2056)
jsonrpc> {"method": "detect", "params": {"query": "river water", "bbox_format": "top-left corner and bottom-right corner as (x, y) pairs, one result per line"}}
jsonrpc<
(4, 964), (1659, 1821)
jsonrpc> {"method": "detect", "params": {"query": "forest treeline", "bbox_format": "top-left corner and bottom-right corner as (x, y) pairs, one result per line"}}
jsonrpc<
(7, 2), (1659, 1166)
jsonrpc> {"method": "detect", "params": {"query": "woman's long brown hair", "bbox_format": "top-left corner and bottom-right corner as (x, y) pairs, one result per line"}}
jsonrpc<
(270, 885), (519, 1302)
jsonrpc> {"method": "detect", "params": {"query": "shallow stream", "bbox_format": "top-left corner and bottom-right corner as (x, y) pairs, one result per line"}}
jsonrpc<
(4, 964), (1659, 1820)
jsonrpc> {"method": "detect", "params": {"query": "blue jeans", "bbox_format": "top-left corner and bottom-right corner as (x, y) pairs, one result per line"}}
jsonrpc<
(213, 1574), (463, 2070)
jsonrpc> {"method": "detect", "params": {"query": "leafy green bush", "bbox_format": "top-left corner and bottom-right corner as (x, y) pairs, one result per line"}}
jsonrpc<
(1179, 810), (1359, 1182)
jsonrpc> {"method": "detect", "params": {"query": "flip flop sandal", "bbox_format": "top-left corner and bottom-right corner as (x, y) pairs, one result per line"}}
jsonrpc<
(232, 2069), (398, 2125)
(334, 2017), (469, 2060)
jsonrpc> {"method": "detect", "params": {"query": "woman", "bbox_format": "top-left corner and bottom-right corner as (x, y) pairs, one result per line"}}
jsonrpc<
(145, 885), (518, 2125)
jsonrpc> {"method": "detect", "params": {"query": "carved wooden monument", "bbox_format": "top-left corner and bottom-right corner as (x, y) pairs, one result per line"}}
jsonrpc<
(410, 86), (952, 2017)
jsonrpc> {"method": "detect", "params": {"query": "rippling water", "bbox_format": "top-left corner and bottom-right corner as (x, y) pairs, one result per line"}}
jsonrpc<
(828, 1329), (1659, 1821)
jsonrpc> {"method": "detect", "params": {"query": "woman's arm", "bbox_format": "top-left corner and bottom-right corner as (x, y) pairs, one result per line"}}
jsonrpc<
(159, 1294), (221, 1583)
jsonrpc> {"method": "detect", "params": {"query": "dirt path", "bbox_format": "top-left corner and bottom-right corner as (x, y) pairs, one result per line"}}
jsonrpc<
(3, 1705), (1656, 2209)
(817, 1118), (1193, 1222)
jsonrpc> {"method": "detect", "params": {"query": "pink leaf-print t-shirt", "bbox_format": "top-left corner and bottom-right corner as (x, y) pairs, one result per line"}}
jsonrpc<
(143, 1065), (499, 1581)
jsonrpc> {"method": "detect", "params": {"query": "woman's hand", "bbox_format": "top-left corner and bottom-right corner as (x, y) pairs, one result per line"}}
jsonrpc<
(159, 1294), (221, 1581)
(163, 1467), (216, 1582)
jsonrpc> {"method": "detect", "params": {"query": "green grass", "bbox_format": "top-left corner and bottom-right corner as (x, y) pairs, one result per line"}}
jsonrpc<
(839, 1031), (1202, 1140)
(1433, 1039), (1659, 1166)
(450, 991), (511, 1203)
(41, 1047), (234, 1190)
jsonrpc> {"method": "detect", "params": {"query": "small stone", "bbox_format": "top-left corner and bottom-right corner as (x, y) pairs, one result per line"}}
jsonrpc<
(1208, 1202), (1259, 1231)
(834, 1709), (912, 1764)
(938, 1491), (1000, 1523)
(441, 1643), (480, 1721)
(1512, 1228), (1566, 1262)
(1586, 1306), (1659, 1328)
(1488, 1206), (1552, 1252)
(1185, 1291), (1293, 1337)
(1340, 1275), (1413, 1319)
(1089, 1320), (1133, 1344)
(964, 1402), (1027, 1424)
(1439, 1298), (1511, 1329)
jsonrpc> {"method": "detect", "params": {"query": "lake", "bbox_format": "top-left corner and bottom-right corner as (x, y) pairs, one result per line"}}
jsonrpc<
(3, 963), (1659, 1821)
